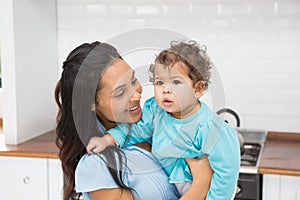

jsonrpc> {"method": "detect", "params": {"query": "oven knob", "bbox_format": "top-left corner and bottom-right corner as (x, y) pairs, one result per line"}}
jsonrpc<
(236, 185), (242, 194)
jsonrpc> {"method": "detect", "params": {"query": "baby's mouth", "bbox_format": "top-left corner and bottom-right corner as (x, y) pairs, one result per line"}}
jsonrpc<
(163, 99), (173, 106)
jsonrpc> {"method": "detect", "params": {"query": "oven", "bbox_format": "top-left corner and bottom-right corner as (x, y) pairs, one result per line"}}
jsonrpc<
(234, 129), (266, 200)
(235, 173), (262, 200)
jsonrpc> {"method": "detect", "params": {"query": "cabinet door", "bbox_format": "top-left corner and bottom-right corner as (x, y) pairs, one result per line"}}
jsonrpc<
(264, 174), (300, 200)
(280, 175), (300, 200)
(263, 174), (280, 200)
(48, 159), (63, 200)
(0, 156), (48, 200)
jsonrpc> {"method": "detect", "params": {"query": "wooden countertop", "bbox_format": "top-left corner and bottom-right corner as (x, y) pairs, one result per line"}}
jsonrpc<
(1, 129), (300, 176)
(0, 130), (59, 159)
(258, 131), (300, 176)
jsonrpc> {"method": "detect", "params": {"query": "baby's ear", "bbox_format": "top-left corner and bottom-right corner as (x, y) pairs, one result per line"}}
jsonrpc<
(194, 81), (206, 98)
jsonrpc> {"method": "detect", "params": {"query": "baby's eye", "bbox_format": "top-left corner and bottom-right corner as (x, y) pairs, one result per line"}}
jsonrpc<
(173, 80), (182, 85)
(155, 80), (164, 86)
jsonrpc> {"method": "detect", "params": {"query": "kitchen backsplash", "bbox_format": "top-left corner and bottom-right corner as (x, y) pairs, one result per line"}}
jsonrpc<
(57, 0), (300, 132)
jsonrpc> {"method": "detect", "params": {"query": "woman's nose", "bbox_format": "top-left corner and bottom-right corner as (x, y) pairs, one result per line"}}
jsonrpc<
(130, 83), (142, 101)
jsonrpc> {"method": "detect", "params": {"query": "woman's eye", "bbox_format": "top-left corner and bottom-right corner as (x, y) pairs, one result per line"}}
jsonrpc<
(173, 80), (181, 85)
(155, 80), (163, 85)
(113, 90), (125, 97)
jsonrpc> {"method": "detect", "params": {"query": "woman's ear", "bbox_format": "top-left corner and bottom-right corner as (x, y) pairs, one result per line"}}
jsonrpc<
(194, 81), (205, 98)
(91, 103), (96, 112)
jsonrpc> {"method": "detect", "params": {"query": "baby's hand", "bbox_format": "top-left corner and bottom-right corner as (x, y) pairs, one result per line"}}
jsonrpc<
(86, 135), (116, 154)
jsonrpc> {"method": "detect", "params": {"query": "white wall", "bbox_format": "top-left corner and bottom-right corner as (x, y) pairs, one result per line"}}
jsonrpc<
(0, 89), (3, 119)
(57, 0), (300, 133)
(0, 0), (58, 144)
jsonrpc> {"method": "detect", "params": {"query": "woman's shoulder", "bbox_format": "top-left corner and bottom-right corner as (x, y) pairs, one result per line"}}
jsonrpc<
(75, 146), (162, 191)
(75, 146), (180, 199)
(75, 153), (117, 192)
(76, 153), (107, 173)
(76, 146), (160, 173)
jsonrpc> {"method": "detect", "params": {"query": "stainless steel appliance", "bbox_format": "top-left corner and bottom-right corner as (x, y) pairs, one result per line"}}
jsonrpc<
(216, 109), (266, 200)
(236, 129), (266, 200)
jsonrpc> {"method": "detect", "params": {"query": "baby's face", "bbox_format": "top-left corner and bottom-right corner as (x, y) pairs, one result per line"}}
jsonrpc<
(153, 62), (200, 119)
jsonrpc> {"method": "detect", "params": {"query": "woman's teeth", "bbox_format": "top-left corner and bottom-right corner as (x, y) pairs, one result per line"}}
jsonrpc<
(128, 105), (138, 111)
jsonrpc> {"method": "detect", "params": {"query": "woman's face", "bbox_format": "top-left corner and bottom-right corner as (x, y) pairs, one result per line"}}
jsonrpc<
(95, 58), (143, 129)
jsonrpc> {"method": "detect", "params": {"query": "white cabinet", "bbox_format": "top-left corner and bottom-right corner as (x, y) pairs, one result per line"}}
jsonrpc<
(0, 156), (48, 199)
(48, 159), (64, 200)
(280, 175), (300, 200)
(263, 174), (300, 200)
(263, 174), (280, 200)
(0, 156), (63, 200)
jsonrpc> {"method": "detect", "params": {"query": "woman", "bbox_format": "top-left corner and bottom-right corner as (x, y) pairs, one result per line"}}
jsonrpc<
(55, 41), (212, 200)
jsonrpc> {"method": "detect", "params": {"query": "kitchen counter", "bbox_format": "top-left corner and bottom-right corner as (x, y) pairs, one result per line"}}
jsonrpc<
(1, 129), (300, 175)
(0, 130), (58, 159)
(0, 129), (151, 159)
(258, 131), (300, 176)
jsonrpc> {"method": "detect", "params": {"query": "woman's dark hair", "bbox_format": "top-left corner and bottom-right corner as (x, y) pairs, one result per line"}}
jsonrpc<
(150, 40), (212, 90)
(55, 41), (133, 200)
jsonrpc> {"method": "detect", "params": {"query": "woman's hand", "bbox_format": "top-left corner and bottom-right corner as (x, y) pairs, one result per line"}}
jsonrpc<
(180, 156), (213, 200)
(86, 135), (116, 154)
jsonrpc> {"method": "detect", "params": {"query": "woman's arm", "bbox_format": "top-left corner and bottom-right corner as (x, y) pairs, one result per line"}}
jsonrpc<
(180, 156), (213, 200)
(89, 188), (133, 200)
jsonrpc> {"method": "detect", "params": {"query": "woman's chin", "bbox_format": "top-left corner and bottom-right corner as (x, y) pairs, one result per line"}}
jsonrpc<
(129, 111), (142, 123)
(127, 104), (142, 122)
(117, 112), (142, 124)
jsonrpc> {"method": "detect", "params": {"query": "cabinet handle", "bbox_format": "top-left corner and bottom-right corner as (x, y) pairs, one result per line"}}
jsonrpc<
(23, 176), (30, 184)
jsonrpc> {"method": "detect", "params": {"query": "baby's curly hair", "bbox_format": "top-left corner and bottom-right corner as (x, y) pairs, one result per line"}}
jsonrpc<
(149, 40), (213, 90)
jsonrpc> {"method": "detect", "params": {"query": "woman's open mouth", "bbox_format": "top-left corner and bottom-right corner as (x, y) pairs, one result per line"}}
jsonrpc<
(127, 104), (141, 114)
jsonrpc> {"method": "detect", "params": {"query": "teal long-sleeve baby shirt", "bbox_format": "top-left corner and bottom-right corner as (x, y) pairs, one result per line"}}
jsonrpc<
(108, 97), (240, 200)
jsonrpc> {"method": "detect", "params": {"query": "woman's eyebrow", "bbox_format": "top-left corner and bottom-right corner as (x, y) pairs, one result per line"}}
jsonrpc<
(131, 70), (136, 80)
(111, 70), (135, 93)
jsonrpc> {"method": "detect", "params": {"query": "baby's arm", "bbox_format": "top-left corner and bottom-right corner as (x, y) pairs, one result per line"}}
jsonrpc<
(180, 156), (212, 200)
(107, 97), (156, 147)
(205, 125), (240, 200)
(87, 97), (157, 153)
(86, 135), (116, 154)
